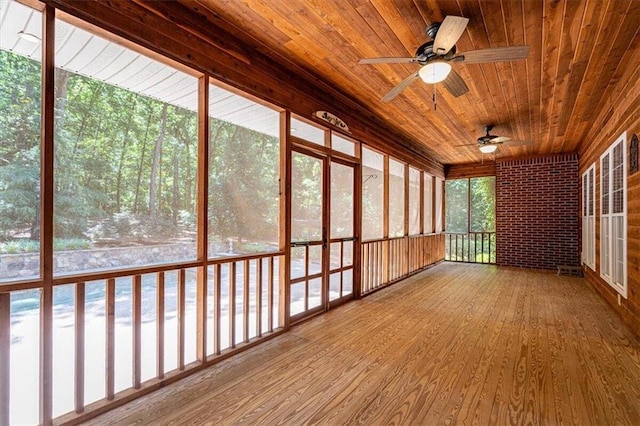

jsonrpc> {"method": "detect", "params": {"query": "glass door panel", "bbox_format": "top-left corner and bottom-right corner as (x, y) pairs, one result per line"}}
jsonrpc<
(289, 150), (357, 320)
(290, 151), (324, 320)
(329, 161), (355, 303)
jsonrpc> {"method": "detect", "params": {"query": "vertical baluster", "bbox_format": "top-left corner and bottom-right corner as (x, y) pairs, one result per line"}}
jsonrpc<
(373, 242), (377, 288)
(256, 258), (263, 337)
(229, 262), (236, 349)
(472, 233), (476, 263)
(362, 243), (367, 293)
(243, 260), (250, 343)
(196, 266), (207, 363)
(304, 246), (309, 312)
(133, 275), (142, 388)
(157, 272), (165, 379)
(267, 257), (274, 332)
(106, 278), (115, 400)
(489, 233), (493, 264)
(0, 293), (11, 425)
(462, 234), (466, 262)
(214, 264), (221, 355)
(177, 269), (186, 370)
(339, 241), (344, 297)
(75, 282), (85, 412)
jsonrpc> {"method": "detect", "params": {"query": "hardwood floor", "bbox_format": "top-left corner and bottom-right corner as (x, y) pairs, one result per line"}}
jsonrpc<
(85, 263), (640, 425)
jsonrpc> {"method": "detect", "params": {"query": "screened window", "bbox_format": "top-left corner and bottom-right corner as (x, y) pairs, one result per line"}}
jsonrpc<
(582, 164), (595, 270)
(408, 167), (421, 235)
(435, 177), (443, 233)
(361, 147), (384, 241)
(388, 158), (405, 237)
(470, 177), (496, 232)
(291, 116), (325, 146)
(445, 179), (469, 233)
(331, 133), (356, 157)
(208, 84), (280, 257)
(445, 177), (496, 233)
(423, 174), (433, 233)
(52, 17), (199, 276)
(600, 133), (627, 297)
(0, 1), (42, 283)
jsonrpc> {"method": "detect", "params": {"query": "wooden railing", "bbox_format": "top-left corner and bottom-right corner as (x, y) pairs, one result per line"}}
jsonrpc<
(361, 234), (444, 295)
(3, 252), (282, 424)
(445, 232), (496, 264)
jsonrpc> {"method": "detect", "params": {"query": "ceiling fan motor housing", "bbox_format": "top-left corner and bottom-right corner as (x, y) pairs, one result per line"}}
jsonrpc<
(478, 125), (497, 144)
(415, 41), (457, 63)
(426, 22), (441, 40)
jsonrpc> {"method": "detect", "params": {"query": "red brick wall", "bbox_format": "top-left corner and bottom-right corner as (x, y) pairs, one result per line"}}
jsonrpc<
(496, 154), (579, 269)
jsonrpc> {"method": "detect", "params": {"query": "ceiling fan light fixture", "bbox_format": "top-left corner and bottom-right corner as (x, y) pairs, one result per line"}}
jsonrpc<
(419, 61), (452, 84)
(479, 144), (498, 154)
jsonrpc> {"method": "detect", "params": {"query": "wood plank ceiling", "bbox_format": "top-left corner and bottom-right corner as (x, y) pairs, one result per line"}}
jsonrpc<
(177, 0), (640, 165)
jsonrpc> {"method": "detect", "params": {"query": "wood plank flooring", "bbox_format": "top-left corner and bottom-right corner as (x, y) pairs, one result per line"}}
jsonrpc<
(84, 263), (640, 425)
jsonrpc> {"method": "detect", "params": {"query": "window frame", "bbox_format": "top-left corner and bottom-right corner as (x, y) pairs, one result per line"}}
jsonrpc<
(423, 173), (433, 234)
(599, 132), (627, 298)
(435, 177), (443, 233)
(581, 163), (596, 271)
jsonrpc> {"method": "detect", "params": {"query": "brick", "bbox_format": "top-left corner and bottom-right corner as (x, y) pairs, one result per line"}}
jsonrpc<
(496, 153), (579, 270)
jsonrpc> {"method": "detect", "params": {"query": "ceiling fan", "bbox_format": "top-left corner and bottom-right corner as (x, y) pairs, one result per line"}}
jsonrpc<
(457, 125), (531, 153)
(359, 15), (530, 102)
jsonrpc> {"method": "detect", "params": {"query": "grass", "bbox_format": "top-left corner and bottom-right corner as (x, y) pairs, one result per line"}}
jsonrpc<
(0, 238), (91, 254)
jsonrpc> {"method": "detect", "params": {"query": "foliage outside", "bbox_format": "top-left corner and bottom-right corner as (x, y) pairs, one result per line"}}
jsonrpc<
(445, 177), (496, 262)
(0, 48), (280, 273)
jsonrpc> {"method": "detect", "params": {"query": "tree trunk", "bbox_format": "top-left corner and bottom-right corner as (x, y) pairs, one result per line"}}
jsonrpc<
(149, 104), (168, 218)
(115, 96), (137, 213)
(172, 149), (180, 225)
(133, 107), (154, 215)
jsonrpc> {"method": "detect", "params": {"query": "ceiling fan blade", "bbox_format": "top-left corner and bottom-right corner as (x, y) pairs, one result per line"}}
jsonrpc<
(491, 136), (511, 143)
(501, 139), (531, 146)
(456, 46), (530, 64)
(381, 71), (420, 102)
(433, 15), (469, 55)
(440, 69), (469, 97)
(359, 57), (418, 64)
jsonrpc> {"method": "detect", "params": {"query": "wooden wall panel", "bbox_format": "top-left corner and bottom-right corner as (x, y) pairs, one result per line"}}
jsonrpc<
(445, 162), (496, 179)
(578, 42), (640, 337)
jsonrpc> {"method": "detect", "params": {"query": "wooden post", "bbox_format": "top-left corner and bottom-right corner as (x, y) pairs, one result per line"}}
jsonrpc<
(432, 177), (437, 234)
(382, 155), (389, 284)
(40, 7), (55, 424)
(196, 76), (209, 363)
(323, 151), (330, 311)
(279, 111), (291, 330)
(354, 156), (362, 299)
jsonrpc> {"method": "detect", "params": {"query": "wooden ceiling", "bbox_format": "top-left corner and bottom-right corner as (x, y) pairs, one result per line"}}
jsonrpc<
(170, 0), (639, 166)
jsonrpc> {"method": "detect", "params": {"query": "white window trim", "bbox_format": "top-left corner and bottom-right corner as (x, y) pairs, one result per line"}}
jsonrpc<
(599, 132), (627, 298)
(581, 163), (596, 270)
